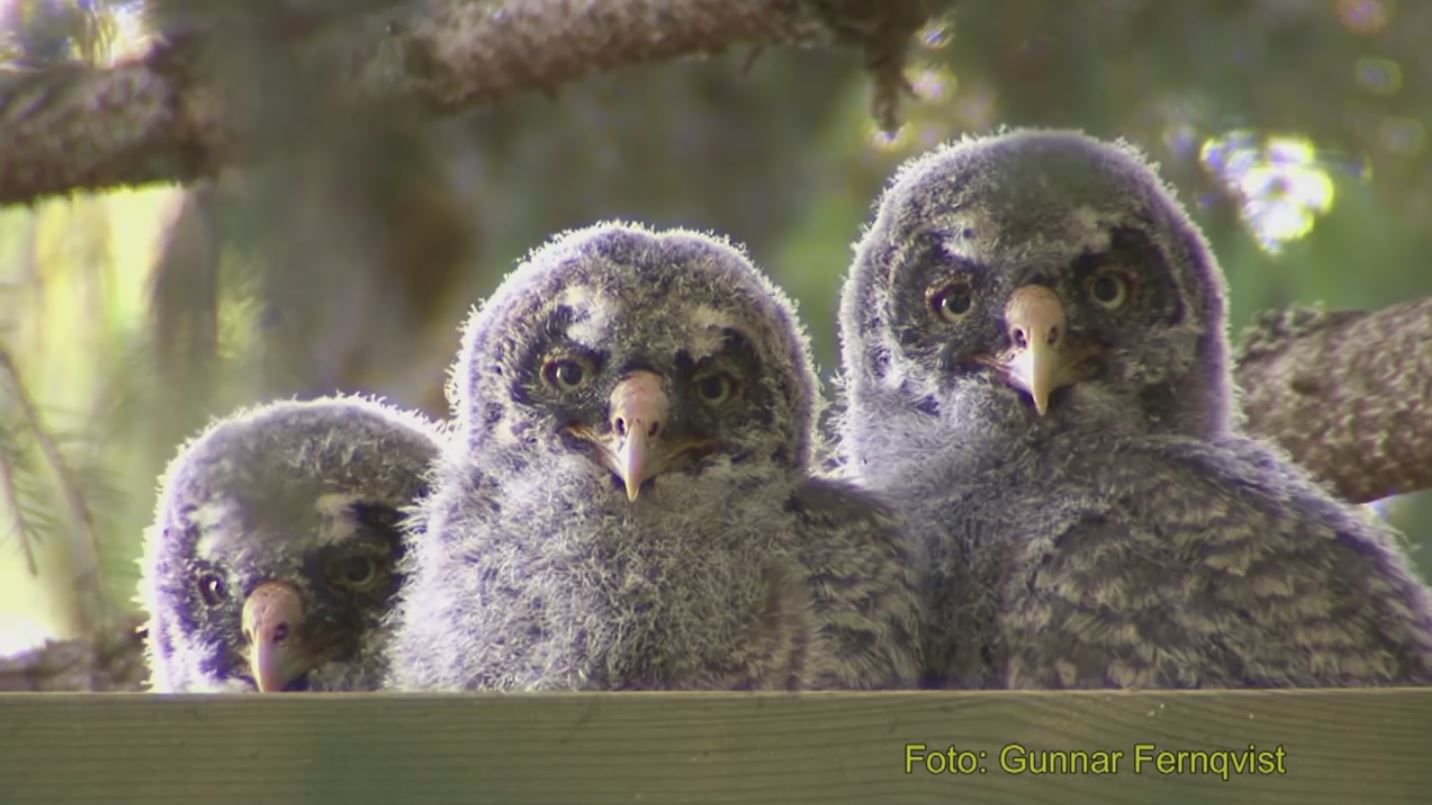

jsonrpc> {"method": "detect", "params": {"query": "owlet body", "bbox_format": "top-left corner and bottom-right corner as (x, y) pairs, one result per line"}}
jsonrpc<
(838, 129), (1432, 689)
(391, 222), (919, 691)
(140, 397), (442, 692)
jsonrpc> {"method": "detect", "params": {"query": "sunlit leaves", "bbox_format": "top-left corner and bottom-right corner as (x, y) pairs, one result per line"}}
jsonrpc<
(0, 0), (123, 66)
(1200, 132), (1340, 255)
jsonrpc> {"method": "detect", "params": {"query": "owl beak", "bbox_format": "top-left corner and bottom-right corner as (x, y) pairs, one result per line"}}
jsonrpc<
(607, 371), (670, 502)
(1001, 285), (1074, 416)
(241, 580), (317, 693)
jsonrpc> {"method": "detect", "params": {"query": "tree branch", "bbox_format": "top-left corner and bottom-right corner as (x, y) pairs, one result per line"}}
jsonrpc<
(0, 346), (107, 632)
(0, 615), (146, 692)
(1235, 296), (1432, 504)
(0, 430), (40, 577)
(0, 0), (925, 206)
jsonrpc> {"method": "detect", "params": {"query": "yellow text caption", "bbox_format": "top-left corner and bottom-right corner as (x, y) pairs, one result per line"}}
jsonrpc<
(904, 742), (1288, 781)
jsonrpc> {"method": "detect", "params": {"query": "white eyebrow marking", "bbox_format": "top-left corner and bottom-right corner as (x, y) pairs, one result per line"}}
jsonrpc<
(562, 287), (612, 346)
(315, 493), (364, 544)
(1066, 205), (1116, 253)
(315, 493), (360, 518)
(558, 283), (596, 309)
(688, 305), (734, 358)
(690, 305), (731, 332)
(191, 500), (236, 558)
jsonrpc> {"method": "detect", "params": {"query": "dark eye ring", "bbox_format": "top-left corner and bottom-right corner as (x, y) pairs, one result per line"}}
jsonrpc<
(198, 573), (226, 607)
(928, 282), (975, 322)
(694, 372), (736, 406)
(330, 555), (379, 590)
(1089, 269), (1132, 309)
(543, 357), (590, 391)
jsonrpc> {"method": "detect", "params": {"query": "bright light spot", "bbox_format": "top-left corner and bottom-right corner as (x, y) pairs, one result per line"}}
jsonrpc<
(910, 67), (956, 103)
(1200, 132), (1337, 254)
(1337, 0), (1390, 34)
(0, 613), (53, 657)
(1265, 137), (1316, 167)
(1354, 56), (1403, 95)
(919, 17), (953, 49)
(108, 4), (156, 64)
(1200, 129), (1258, 174)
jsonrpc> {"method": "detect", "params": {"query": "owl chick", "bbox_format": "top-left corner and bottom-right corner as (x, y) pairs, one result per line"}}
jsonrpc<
(391, 222), (919, 691)
(838, 129), (1432, 689)
(140, 397), (442, 692)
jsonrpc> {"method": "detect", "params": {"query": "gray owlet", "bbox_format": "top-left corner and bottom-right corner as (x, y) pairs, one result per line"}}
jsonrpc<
(837, 129), (1432, 689)
(390, 222), (919, 691)
(140, 397), (442, 692)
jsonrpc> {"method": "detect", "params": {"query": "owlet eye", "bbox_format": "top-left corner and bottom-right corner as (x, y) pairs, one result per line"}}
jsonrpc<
(197, 573), (227, 607)
(929, 282), (975, 322)
(543, 357), (590, 391)
(694, 372), (736, 406)
(328, 555), (382, 592)
(1089, 269), (1131, 309)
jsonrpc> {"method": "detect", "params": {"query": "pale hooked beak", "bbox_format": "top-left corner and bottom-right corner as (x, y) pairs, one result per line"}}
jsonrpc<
(1001, 284), (1076, 416)
(241, 580), (317, 693)
(607, 371), (670, 502)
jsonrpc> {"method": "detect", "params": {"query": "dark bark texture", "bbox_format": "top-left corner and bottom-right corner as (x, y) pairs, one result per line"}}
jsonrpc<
(0, 0), (925, 206)
(1236, 297), (1432, 504)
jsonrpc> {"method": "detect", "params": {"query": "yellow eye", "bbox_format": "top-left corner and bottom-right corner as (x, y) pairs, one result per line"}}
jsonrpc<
(1089, 269), (1131, 309)
(694, 372), (736, 406)
(928, 282), (975, 322)
(543, 357), (591, 391)
(328, 555), (384, 592)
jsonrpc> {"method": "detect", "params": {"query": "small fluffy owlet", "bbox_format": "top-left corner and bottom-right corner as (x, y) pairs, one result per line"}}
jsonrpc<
(140, 397), (441, 692)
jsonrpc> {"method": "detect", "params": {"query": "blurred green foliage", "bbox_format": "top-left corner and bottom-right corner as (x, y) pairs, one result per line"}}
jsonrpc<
(0, 0), (1429, 647)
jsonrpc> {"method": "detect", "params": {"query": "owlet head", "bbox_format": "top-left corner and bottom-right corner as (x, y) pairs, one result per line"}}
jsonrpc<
(141, 397), (440, 692)
(454, 221), (818, 502)
(841, 129), (1233, 447)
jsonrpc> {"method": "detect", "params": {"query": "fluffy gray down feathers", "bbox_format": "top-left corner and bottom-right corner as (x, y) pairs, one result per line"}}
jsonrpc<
(139, 397), (442, 692)
(389, 222), (920, 691)
(837, 129), (1432, 689)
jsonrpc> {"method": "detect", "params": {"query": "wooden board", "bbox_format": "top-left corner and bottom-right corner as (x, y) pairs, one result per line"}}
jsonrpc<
(1, 689), (1429, 804)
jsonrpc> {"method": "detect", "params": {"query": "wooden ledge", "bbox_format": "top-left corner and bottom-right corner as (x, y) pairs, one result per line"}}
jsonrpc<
(1, 689), (1429, 803)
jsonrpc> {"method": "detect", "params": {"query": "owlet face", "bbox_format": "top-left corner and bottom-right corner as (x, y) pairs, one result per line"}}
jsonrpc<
(143, 400), (439, 692)
(842, 130), (1233, 442)
(455, 222), (817, 502)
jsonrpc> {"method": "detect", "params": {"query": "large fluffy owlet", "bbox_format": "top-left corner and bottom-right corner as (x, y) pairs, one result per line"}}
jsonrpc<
(390, 222), (919, 691)
(838, 129), (1432, 689)
(140, 397), (442, 692)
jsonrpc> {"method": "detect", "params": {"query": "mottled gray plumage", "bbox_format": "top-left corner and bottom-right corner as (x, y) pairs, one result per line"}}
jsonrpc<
(140, 397), (442, 692)
(391, 222), (919, 691)
(838, 129), (1432, 689)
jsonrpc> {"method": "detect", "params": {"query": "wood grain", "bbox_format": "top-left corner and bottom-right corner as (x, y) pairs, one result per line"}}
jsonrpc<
(0, 689), (1428, 804)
